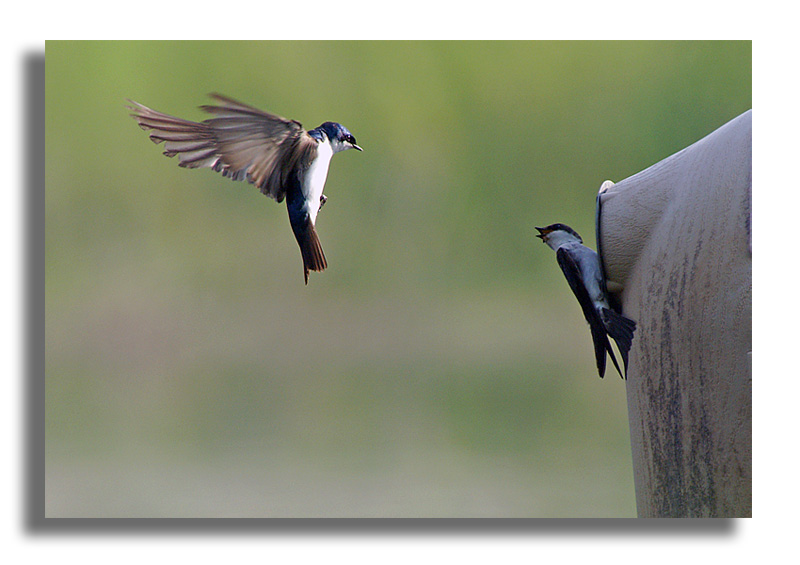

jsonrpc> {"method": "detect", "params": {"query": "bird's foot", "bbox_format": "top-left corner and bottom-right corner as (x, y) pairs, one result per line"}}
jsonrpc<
(319, 194), (328, 209)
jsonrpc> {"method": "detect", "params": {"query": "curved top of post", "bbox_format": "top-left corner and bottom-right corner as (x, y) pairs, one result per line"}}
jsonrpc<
(595, 110), (752, 293)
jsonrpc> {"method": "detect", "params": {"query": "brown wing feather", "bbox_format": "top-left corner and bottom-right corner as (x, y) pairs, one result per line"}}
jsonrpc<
(127, 94), (313, 202)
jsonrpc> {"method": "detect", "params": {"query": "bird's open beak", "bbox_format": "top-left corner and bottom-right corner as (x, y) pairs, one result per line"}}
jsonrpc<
(534, 226), (547, 240)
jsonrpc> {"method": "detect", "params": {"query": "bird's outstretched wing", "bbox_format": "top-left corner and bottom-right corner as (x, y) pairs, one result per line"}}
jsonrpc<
(127, 93), (318, 202)
(556, 247), (624, 378)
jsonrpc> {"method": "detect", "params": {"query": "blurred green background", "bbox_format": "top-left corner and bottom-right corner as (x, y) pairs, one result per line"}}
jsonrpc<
(45, 41), (751, 517)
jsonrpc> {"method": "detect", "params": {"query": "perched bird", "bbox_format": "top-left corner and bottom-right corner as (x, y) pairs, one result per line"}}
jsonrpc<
(127, 93), (363, 284)
(535, 223), (636, 378)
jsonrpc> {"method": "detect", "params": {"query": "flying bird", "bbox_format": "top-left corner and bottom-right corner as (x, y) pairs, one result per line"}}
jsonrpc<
(535, 223), (636, 378)
(127, 93), (363, 284)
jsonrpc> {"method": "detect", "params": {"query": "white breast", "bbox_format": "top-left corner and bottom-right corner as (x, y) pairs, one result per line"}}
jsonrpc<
(303, 139), (334, 224)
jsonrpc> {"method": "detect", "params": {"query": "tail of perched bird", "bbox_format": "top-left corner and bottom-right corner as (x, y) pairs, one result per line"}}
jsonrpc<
(588, 319), (618, 379)
(601, 307), (637, 378)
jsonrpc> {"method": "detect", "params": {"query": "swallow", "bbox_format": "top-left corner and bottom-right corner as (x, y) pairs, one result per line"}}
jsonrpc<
(127, 93), (362, 283)
(535, 223), (636, 378)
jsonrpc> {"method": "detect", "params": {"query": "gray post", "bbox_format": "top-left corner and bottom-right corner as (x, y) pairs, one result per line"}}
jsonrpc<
(597, 111), (752, 517)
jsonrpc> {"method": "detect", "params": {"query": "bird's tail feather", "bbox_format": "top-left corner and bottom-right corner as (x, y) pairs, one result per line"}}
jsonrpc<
(589, 323), (610, 378)
(601, 308), (637, 378)
(298, 221), (327, 284)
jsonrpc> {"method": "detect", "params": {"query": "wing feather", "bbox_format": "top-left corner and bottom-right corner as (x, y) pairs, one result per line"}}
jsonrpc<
(556, 247), (622, 378)
(127, 94), (315, 202)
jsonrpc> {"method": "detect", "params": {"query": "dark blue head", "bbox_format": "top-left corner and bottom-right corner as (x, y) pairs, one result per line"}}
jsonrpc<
(535, 223), (583, 248)
(310, 122), (363, 153)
